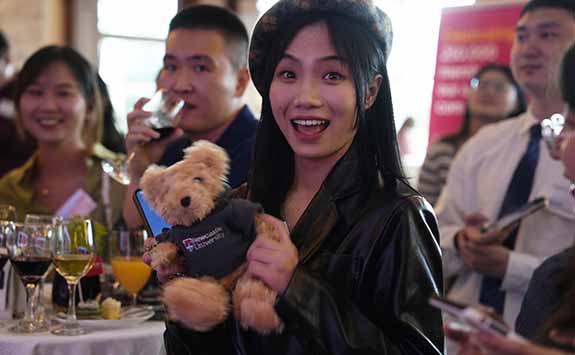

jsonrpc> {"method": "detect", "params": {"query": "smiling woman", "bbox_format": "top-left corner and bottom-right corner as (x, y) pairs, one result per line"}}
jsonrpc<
(161, 1), (444, 355)
(269, 22), (359, 169)
(0, 46), (127, 309)
(18, 61), (92, 150)
(0, 46), (124, 223)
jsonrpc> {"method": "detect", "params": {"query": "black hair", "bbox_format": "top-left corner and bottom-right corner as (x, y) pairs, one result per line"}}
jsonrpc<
(520, 0), (575, 18)
(442, 63), (527, 146)
(169, 5), (248, 68)
(535, 248), (575, 346)
(97, 74), (125, 153)
(0, 31), (8, 59)
(561, 43), (575, 109)
(14, 45), (102, 149)
(249, 13), (407, 217)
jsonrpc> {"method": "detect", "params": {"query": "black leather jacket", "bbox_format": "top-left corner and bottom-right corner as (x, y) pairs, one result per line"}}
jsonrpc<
(164, 147), (444, 355)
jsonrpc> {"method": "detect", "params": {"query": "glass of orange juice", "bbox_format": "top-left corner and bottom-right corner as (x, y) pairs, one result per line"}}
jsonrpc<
(109, 230), (151, 308)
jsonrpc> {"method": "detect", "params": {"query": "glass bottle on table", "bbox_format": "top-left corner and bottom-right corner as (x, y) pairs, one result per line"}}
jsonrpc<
(0, 205), (16, 273)
(51, 217), (96, 336)
(101, 89), (184, 185)
(0, 206), (15, 323)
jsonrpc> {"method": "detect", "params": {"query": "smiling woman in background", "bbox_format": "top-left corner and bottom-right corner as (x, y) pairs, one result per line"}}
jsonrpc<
(0, 45), (124, 227)
(0, 46), (126, 306)
(418, 64), (526, 206)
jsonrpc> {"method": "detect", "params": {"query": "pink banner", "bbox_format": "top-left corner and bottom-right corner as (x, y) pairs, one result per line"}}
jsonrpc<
(428, 4), (523, 143)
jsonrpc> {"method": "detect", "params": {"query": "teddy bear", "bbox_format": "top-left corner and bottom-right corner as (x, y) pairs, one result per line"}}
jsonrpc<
(140, 140), (283, 334)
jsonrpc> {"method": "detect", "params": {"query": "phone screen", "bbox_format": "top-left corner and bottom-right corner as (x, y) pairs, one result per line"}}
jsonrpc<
(133, 189), (171, 237)
(483, 197), (547, 233)
(429, 296), (509, 337)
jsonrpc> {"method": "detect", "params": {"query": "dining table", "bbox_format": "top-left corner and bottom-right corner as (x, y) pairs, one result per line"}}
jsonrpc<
(0, 319), (166, 355)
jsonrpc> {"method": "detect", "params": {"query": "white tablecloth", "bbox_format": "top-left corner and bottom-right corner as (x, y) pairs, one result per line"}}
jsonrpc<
(0, 320), (165, 355)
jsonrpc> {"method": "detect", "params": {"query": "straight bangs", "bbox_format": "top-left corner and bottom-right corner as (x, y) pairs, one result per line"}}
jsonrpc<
(249, 13), (408, 215)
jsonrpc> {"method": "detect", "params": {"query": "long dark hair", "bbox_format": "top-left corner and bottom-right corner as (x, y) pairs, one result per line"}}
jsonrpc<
(97, 74), (125, 153)
(443, 63), (526, 146)
(14, 45), (102, 150)
(249, 13), (407, 216)
(535, 248), (575, 344)
(561, 43), (575, 109)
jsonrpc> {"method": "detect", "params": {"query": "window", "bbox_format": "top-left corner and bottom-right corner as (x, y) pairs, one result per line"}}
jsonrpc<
(97, 0), (178, 134)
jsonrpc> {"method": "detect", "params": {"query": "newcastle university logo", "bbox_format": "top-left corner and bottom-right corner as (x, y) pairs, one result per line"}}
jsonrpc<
(182, 227), (225, 252)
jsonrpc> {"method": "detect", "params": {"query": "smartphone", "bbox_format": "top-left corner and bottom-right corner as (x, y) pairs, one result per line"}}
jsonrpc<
(481, 197), (548, 234)
(429, 295), (509, 337)
(133, 189), (171, 237)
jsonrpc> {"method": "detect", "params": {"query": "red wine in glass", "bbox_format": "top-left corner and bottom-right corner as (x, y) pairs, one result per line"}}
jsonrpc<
(11, 256), (52, 285)
(152, 127), (176, 141)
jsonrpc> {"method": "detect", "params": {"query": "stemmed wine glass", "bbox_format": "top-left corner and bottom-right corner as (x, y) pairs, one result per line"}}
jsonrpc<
(109, 229), (152, 309)
(7, 215), (54, 333)
(101, 89), (184, 185)
(51, 217), (95, 336)
(25, 214), (55, 329)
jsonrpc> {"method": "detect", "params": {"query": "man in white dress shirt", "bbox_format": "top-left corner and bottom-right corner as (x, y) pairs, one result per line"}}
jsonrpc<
(436, 1), (575, 353)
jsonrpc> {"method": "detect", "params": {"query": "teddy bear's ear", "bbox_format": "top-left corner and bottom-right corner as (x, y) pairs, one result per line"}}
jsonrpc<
(183, 140), (230, 182)
(140, 165), (167, 208)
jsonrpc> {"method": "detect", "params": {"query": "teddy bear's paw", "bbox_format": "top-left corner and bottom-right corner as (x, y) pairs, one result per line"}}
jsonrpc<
(163, 277), (230, 332)
(150, 242), (179, 269)
(142, 238), (158, 265)
(254, 215), (281, 242)
(239, 298), (284, 334)
(233, 277), (283, 334)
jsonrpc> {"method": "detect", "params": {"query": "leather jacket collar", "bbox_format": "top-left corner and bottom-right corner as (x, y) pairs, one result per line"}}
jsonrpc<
(290, 142), (375, 263)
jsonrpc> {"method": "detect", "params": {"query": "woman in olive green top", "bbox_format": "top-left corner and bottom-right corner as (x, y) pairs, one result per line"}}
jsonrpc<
(0, 46), (127, 308)
(0, 46), (125, 229)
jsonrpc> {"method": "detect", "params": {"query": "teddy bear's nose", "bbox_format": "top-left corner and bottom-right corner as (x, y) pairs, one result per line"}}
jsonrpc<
(180, 196), (191, 207)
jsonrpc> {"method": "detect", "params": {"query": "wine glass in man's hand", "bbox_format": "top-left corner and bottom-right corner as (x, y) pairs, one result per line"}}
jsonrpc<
(101, 89), (184, 185)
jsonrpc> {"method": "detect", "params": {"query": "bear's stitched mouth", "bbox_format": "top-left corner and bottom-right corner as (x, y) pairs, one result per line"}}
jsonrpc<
(181, 196), (191, 207)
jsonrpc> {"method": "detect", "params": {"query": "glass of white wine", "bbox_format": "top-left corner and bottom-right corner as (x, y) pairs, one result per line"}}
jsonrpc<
(51, 217), (95, 336)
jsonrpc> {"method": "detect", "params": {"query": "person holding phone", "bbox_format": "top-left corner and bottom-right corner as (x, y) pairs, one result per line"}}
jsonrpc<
(446, 325), (574, 355)
(444, 37), (575, 355)
(512, 43), (575, 353)
(436, 3), (575, 353)
(157, 1), (444, 354)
